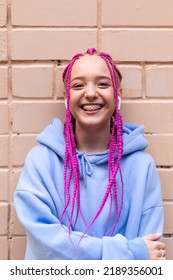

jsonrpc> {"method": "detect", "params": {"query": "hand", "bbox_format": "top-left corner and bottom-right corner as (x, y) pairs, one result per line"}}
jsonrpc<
(142, 234), (166, 260)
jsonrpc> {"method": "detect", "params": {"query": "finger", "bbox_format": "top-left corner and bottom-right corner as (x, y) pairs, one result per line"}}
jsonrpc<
(158, 249), (166, 259)
(143, 233), (161, 241)
(157, 242), (166, 250)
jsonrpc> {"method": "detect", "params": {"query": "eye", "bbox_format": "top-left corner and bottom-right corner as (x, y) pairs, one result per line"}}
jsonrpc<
(98, 82), (111, 88)
(71, 83), (84, 90)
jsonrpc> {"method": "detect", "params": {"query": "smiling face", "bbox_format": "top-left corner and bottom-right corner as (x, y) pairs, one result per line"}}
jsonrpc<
(69, 54), (117, 133)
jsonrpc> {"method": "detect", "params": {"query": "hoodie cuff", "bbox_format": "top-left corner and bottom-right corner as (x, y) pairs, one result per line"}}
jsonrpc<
(128, 237), (148, 260)
(102, 234), (134, 260)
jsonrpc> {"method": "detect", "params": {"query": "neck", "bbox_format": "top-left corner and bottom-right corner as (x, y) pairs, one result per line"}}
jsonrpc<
(75, 123), (111, 154)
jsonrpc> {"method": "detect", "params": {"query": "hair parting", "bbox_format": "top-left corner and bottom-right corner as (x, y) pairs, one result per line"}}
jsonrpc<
(61, 48), (124, 243)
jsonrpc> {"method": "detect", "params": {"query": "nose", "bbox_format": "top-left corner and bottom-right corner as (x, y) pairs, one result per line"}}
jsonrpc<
(84, 84), (98, 99)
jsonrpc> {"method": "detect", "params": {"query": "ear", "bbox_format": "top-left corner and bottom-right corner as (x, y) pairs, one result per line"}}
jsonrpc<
(118, 87), (122, 98)
(63, 83), (66, 98)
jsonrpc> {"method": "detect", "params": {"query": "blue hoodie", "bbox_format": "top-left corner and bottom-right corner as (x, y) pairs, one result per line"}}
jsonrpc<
(14, 118), (163, 260)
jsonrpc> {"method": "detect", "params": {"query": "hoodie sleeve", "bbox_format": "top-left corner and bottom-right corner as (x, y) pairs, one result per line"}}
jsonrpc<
(127, 156), (164, 260)
(14, 148), (157, 260)
(138, 156), (164, 237)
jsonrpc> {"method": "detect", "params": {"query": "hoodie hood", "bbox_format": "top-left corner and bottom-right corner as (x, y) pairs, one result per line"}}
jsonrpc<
(37, 118), (148, 160)
(37, 118), (66, 159)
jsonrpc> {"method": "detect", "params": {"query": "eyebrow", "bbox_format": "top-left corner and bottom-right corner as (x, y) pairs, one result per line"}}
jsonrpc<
(70, 75), (112, 82)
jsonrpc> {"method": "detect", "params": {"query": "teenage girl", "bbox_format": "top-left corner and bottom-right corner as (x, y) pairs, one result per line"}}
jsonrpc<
(14, 48), (166, 260)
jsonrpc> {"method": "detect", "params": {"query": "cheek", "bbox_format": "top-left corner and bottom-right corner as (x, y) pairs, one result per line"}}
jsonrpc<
(69, 95), (79, 118)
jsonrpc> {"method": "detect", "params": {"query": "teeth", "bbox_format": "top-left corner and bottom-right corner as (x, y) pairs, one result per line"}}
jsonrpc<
(82, 105), (102, 111)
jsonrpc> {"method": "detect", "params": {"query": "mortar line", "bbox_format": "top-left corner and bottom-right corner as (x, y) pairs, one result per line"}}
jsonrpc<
(97, 0), (102, 51)
(7, 0), (13, 260)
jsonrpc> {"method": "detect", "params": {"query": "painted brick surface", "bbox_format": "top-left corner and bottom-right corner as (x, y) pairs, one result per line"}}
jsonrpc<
(11, 204), (25, 235)
(159, 169), (173, 200)
(0, 202), (8, 235)
(0, 237), (8, 260)
(121, 101), (173, 133)
(0, 0), (7, 27)
(0, 29), (7, 61)
(119, 66), (142, 98)
(0, 67), (8, 98)
(12, 135), (37, 166)
(0, 136), (8, 167)
(12, 102), (65, 133)
(0, 103), (8, 134)
(11, 29), (97, 60)
(164, 204), (173, 234)
(1, 0), (173, 260)
(11, 0), (97, 27)
(12, 65), (54, 98)
(102, 0), (173, 26)
(101, 29), (173, 62)
(146, 135), (173, 166)
(10, 237), (26, 260)
(55, 66), (66, 99)
(146, 66), (173, 98)
(0, 169), (8, 201)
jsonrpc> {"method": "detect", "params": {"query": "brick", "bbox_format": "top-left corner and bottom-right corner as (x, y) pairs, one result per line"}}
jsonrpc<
(158, 169), (173, 200)
(162, 238), (173, 260)
(146, 65), (173, 98)
(12, 65), (54, 98)
(10, 169), (21, 202)
(0, 237), (8, 259)
(12, 135), (37, 166)
(0, 66), (8, 98)
(0, 169), (8, 201)
(0, 136), (8, 167)
(0, 103), (8, 134)
(0, 202), (8, 235)
(146, 135), (173, 166)
(11, 29), (97, 60)
(102, 0), (173, 27)
(13, 102), (65, 133)
(121, 101), (173, 133)
(101, 29), (173, 62)
(11, 0), (97, 27)
(11, 203), (25, 235)
(119, 65), (142, 98)
(55, 66), (66, 99)
(163, 203), (173, 234)
(0, 0), (7, 27)
(0, 29), (7, 61)
(10, 237), (26, 260)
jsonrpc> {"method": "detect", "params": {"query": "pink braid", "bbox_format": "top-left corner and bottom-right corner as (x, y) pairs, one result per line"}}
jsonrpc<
(61, 48), (124, 241)
(60, 53), (84, 229)
(99, 54), (124, 235)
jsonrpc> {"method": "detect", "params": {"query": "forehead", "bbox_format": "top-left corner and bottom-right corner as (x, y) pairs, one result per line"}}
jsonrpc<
(70, 55), (110, 79)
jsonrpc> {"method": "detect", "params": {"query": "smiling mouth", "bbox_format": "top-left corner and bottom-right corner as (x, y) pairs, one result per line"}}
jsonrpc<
(81, 104), (103, 111)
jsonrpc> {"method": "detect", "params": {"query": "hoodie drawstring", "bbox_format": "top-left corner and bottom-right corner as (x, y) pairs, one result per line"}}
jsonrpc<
(78, 154), (94, 186)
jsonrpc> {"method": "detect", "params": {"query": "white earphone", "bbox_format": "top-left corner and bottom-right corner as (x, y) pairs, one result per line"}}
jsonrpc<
(118, 96), (121, 110)
(65, 99), (67, 109)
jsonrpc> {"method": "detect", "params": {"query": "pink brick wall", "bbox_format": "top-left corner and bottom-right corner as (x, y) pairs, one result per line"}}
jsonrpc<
(0, 0), (173, 259)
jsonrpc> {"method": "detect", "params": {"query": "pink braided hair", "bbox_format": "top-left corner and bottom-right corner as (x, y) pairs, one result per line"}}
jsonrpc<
(61, 48), (124, 240)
